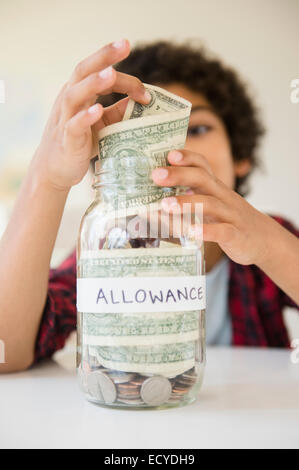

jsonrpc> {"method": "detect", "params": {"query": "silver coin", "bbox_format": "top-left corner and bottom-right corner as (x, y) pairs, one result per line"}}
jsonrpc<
(178, 379), (196, 387)
(182, 367), (197, 380)
(87, 371), (117, 404)
(130, 375), (148, 386)
(140, 376), (172, 406)
(107, 371), (136, 384)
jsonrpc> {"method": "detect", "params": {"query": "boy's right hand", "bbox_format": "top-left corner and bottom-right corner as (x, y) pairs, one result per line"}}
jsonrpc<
(32, 39), (151, 192)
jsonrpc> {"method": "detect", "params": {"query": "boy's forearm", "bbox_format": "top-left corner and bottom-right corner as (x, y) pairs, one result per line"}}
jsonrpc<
(257, 215), (299, 305)
(0, 154), (70, 372)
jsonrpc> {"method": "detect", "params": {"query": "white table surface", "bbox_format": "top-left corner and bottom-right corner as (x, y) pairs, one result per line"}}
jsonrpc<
(1, 346), (299, 449)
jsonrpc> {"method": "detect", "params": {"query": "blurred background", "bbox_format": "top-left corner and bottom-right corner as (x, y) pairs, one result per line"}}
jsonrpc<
(0, 0), (298, 335)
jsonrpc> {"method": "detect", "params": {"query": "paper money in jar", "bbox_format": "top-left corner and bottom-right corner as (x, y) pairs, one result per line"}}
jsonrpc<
(77, 83), (206, 409)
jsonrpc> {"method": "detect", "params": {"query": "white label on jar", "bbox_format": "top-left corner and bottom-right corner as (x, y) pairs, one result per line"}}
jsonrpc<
(77, 275), (206, 313)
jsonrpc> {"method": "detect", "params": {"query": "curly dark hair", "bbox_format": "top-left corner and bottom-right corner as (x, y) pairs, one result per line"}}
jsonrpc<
(95, 40), (265, 196)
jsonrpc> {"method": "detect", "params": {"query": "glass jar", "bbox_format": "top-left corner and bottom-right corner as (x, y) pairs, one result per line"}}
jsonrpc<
(76, 154), (206, 409)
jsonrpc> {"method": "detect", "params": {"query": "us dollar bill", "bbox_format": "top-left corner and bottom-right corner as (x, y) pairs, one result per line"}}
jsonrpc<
(89, 342), (196, 377)
(82, 87), (201, 377)
(122, 83), (191, 121)
(96, 84), (192, 214)
(80, 247), (201, 377)
(78, 246), (201, 278)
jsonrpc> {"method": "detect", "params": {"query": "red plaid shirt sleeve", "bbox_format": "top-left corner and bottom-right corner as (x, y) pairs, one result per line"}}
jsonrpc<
(33, 249), (77, 363)
(229, 214), (298, 348)
(271, 215), (299, 309)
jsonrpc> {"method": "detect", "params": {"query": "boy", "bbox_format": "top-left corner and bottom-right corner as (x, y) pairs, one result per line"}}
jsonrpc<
(0, 39), (298, 373)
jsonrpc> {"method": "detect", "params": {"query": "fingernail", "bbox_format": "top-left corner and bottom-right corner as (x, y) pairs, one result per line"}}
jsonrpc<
(152, 168), (168, 180)
(161, 197), (181, 212)
(169, 151), (183, 162)
(99, 66), (113, 79)
(143, 90), (151, 103)
(112, 39), (126, 49)
(88, 103), (100, 114)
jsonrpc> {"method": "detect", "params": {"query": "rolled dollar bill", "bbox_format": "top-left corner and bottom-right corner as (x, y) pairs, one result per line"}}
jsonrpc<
(79, 247), (204, 377)
(96, 84), (192, 215)
(78, 85), (202, 379)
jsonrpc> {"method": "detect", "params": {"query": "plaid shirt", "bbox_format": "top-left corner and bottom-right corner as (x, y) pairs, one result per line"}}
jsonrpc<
(34, 215), (299, 363)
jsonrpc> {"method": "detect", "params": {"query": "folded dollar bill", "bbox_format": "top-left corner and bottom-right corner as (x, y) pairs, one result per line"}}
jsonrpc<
(96, 84), (192, 214)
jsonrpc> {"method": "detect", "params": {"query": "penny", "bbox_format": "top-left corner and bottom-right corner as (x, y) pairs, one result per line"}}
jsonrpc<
(182, 369), (197, 380)
(118, 390), (140, 395)
(87, 371), (117, 404)
(178, 383), (194, 391)
(117, 382), (140, 391)
(130, 376), (148, 386)
(117, 383), (141, 399)
(87, 371), (104, 400)
(171, 387), (190, 396)
(140, 376), (172, 406)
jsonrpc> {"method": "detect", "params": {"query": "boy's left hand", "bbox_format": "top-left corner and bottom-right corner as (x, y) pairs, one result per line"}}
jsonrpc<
(151, 148), (275, 267)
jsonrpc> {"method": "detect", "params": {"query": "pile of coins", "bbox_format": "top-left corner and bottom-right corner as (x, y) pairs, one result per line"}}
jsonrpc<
(78, 361), (199, 407)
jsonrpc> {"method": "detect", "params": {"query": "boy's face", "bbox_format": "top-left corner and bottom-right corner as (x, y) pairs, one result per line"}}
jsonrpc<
(158, 82), (250, 190)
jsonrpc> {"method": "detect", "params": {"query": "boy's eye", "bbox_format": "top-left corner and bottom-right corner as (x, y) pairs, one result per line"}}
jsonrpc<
(187, 125), (211, 137)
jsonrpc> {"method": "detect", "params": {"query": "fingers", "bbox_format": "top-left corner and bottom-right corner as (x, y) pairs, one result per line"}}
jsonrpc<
(152, 147), (231, 198)
(62, 68), (150, 122)
(152, 164), (223, 197)
(62, 67), (116, 121)
(63, 103), (103, 150)
(97, 70), (151, 102)
(167, 149), (214, 175)
(93, 96), (130, 133)
(69, 39), (131, 85)
(160, 194), (234, 224)
(192, 222), (237, 245)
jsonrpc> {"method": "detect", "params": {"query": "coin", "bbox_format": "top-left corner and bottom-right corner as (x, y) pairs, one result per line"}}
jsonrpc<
(117, 383), (140, 391)
(140, 376), (172, 406)
(87, 371), (117, 404)
(182, 368), (197, 380)
(117, 383), (141, 399)
(87, 371), (104, 400)
(107, 371), (136, 384)
(172, 386), (189, 395)
(130, 378), (146, 386)
(176, 377), (196, 387)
